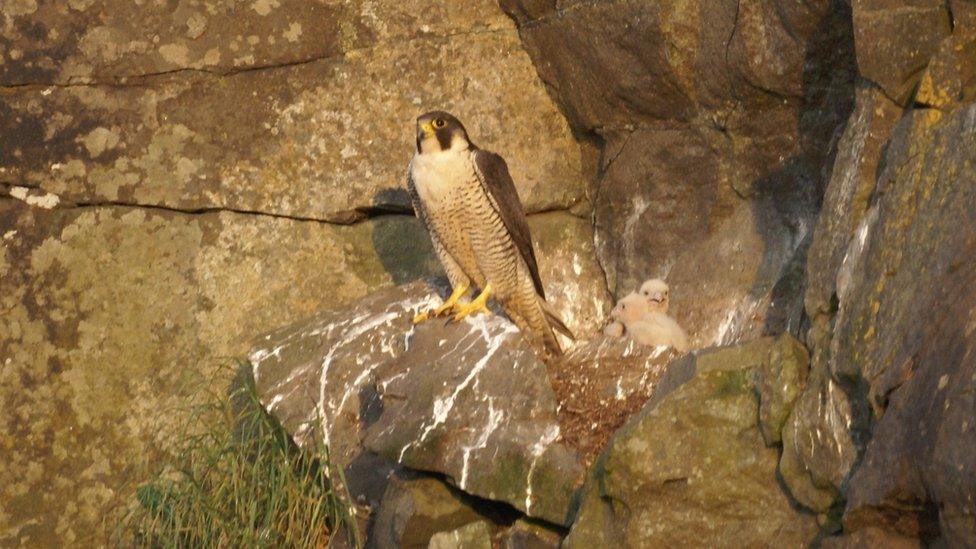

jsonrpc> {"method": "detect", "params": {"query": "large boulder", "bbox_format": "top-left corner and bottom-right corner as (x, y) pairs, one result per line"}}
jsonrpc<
(249, 282), (585, 527)
(563, 335), (818, 547)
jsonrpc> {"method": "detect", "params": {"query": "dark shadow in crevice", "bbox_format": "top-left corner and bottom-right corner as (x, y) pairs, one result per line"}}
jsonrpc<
(743, 0), (858, 337)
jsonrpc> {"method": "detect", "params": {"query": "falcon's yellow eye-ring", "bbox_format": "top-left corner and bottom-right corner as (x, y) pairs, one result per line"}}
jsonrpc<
(433, 118), (446, 128)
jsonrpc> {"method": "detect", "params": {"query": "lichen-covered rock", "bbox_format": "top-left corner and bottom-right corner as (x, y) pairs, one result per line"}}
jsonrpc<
(0, 200), (435, 546)
(427, 520), (493, 549)
(369, 474), (484, 549)
(851, 0), (952, 104)
(0, 26), (582, 221)
(0, 0), (592, 543)
(563, 336), (817, 548)
(0, 1), (513, 85)
(804, 83), (903, 320)
(834, 104), (976, 545)
(787, 8), (976, 538)
(780, 84), (903, 514)
(916, 33), (976, 111)
(250, 282), (585, 526)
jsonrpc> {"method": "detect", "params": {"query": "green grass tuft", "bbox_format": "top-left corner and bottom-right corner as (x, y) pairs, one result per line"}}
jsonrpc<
(119, 362), (359, 548)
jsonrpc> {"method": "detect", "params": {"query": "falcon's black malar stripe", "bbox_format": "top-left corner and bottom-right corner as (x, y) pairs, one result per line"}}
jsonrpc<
(434, 126), (453, 151)
(472, 150), (546, 299)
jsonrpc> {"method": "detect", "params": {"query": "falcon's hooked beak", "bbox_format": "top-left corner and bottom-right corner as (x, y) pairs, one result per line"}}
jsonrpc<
(417, 121), (434, 141)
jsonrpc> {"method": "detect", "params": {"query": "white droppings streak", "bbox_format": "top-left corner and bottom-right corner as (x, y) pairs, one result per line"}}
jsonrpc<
(837, 206), (879, 302)
(403, 323), (417, 352)
(712, 296), (762, 346)
(267, 394), (285, 410)
(572, 253), (583, 276)
(378, 371), (408, 392)
(525, 425), (561, 514)
(318, 310), (400, 449)
(399, 316), (517, 462)
(460, 398), (504, 489)
(714, 309), (737, 345)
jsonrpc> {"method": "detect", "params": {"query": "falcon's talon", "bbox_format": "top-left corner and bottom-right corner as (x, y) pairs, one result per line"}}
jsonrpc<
(451, 284), (492, 322)
(413, 283), (469, 323)
(431, 300), (459, 318)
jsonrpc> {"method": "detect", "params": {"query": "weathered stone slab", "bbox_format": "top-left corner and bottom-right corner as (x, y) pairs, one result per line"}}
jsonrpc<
(1, 2), (582, 221)
(852, 0), (952, 104)
(250, 282), (585, 526)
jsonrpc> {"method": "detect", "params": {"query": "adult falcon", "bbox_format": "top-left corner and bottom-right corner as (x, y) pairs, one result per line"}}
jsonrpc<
(407, 110), (572, 357)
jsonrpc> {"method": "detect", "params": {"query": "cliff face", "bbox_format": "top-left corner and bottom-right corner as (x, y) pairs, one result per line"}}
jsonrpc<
(3, 0), (975, 546)
(499, 0), (976, 544)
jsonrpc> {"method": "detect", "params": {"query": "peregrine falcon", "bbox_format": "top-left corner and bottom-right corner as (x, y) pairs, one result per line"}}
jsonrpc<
(407, 111), (572, 356)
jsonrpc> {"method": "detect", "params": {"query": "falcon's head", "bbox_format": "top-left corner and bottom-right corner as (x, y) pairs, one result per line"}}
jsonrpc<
(640, 278), (670, 313)
(415, 111), (472, 154)
(610, 293), (649, 325)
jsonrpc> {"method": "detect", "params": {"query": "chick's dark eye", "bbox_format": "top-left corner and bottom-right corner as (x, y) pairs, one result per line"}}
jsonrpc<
(433, 118), (446, 128)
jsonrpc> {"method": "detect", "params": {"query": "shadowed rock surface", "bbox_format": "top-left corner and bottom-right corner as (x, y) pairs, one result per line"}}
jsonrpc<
(369, 474), (486, 549)
(836, 104), (976, 544)
(778, 4), (976, 545)
(501, 0), (858, 348)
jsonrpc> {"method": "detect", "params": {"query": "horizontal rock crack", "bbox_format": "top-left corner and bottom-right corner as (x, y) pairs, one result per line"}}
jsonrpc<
(0, 26), (511, 89)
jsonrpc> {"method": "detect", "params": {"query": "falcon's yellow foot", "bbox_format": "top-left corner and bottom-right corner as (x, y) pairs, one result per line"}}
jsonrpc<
(413, 284), (469, 324)
(452, 284), (492, 322)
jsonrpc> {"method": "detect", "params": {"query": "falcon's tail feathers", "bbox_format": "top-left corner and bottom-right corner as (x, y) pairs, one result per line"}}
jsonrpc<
(541, 300), (574, 341)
